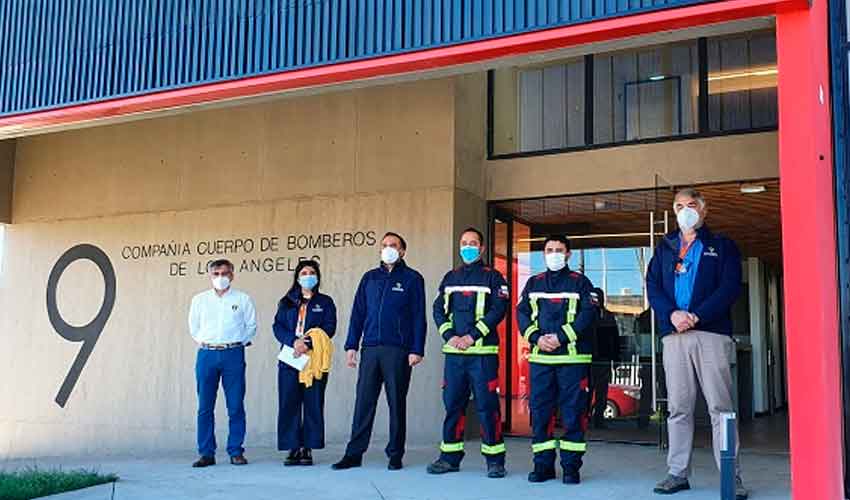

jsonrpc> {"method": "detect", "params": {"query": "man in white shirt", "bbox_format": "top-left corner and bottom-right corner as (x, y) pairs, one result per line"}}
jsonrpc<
(188, 259), (257, 467)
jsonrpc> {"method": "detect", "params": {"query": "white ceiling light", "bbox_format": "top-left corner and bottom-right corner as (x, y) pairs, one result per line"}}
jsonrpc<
(740, 184), (767, 194)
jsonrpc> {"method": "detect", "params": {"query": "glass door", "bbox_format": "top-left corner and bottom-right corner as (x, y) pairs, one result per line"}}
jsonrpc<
(490, 188), (673, 444)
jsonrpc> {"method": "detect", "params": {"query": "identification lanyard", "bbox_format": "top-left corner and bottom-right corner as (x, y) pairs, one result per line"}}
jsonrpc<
(296, 302), (308, 337)
(676, 240), (694, 274)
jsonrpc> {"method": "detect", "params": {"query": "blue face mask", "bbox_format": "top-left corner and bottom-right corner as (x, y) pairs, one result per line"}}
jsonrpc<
(298, 274), (318, 290)
(460, 245), (481, 264)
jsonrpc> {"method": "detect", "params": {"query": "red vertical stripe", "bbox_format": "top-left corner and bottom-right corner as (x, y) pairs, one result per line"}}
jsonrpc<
(777, 1), (844, 497)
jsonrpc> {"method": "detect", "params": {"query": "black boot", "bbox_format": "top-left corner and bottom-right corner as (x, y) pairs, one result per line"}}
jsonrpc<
(563, 469), (581, 484)
(300, 448), (314, 466)
(284, 449), (301, 467)
(527, 465), (556, 483)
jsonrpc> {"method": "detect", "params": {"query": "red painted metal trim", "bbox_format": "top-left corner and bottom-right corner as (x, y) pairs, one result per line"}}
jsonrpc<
(776, 2), (844, 498)
(0, 0), (804, 135)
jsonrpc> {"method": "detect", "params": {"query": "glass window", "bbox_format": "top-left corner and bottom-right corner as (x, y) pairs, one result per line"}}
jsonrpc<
(707, 31), (778, 131)
(492, 58), (587, 155)
(489, 29), (778, 158)
(594, 41), (699, 143)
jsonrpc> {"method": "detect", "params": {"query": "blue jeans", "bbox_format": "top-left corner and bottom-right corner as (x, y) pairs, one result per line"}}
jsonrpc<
(196, 346), (246, 457)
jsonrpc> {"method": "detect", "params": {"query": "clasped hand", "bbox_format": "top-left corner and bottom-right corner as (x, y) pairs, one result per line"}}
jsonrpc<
(536, 333), (562, 352)
(671, 310), (699, 333)
(447, 335), (476, 351)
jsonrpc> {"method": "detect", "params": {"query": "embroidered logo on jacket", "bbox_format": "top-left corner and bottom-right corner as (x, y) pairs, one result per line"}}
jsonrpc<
(704, 246), (719, 257)
(312, 305), (323, 313)
(392, 282), (405, 292)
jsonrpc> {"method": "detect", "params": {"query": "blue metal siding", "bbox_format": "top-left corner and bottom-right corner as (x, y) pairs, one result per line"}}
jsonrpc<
(0, 0), (714, 117)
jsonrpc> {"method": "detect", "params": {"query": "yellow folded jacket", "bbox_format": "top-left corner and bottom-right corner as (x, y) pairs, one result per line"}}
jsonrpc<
(299, 327), (334, 388)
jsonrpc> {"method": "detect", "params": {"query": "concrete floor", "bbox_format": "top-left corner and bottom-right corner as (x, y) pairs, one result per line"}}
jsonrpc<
(6, 439), (790, 500)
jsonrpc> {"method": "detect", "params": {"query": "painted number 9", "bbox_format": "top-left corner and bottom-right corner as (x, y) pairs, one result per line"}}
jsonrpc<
(46, 244), (116, 408)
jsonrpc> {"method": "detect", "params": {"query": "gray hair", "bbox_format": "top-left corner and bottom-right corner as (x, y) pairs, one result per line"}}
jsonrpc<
(673, 187), (706, 209)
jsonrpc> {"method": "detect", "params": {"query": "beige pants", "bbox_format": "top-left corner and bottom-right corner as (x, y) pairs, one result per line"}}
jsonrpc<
(662, 330), (740, 478)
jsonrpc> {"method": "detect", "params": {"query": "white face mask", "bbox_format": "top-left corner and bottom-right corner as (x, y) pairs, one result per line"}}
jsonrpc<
(212, 276), (231, 291)
(677, 207), (701, 232)
(381, 246), (400, 265)
(545, 252), (567, 272)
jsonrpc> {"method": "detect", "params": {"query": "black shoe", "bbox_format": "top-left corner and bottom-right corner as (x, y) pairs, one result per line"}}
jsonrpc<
(487, 463), (506, 478)
(563, 470), (581, 484)
(284, 449), (301, 467)
(230, 454), (248, 466)
(527, 466), (556, 483)
(593, 419), (609, 430)
(388, 457), (403, 470)
(192, 456), (215, 468)
(427, 459), (460, 474)
(300, 448), (314, 466)
(653, 475), (691, 495)
(331, 455), (362, 470)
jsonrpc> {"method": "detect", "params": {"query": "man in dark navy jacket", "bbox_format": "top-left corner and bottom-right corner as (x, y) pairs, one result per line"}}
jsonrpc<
(332, 232), (427, 471)
(647, 188), (747, 499)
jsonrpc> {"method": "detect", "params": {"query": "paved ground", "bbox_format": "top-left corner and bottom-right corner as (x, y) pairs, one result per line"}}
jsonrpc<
(4, 439), (790, 500)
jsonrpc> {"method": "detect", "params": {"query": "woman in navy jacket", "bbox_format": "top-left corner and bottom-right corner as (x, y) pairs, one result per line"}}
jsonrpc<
(273, 260), (337, 466)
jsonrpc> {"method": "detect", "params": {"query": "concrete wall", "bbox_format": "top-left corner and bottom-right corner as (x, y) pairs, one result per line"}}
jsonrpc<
(1, 79), (462, 459)
(486, 131), (779, 199)
(0, 140), (13, 223)
(0, 68), (781, 460)
(453, 73), (489, 255)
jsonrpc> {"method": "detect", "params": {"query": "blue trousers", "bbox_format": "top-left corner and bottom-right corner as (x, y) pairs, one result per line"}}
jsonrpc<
(196, 346), (246, 458)
(529, 363), (590, 473)
(439, 354), (504, 466)
(277, 363), (328, 451)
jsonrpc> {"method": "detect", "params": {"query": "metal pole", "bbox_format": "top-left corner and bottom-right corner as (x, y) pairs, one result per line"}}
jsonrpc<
(649, 211), (657, 414)
(720, 412), (738, 500)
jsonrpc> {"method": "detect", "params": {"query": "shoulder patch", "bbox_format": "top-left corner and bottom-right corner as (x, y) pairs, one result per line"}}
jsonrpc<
(533, 273), (546, 280)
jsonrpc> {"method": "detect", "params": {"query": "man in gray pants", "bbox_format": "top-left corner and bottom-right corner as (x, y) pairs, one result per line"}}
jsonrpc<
(646, 188), (747, 499)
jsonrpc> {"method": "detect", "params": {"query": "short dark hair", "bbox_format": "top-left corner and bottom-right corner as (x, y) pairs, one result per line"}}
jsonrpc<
(382, 231), (407, 250)
(460, 227), (484, 245)
(543, 234), (571, 251)
(208, 259), (234, 272)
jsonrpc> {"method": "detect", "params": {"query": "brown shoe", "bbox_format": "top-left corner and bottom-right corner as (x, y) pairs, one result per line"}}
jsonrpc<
(230, 454), (248, 466)
(192, 456), (215, 468)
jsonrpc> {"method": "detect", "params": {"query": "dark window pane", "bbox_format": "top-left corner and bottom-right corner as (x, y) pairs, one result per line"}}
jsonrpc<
(707, 31), (777, 132)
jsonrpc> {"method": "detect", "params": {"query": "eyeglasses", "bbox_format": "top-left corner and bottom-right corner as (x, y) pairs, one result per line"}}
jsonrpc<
(211, 271), (230, 277)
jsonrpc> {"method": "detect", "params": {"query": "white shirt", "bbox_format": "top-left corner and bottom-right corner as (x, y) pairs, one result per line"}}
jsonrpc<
(189, 287), (258, 345)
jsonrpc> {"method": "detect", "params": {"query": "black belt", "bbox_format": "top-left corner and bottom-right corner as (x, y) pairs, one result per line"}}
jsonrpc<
(200, 342), (245, 351)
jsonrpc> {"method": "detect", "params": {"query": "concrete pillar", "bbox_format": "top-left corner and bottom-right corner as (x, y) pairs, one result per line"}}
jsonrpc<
(748, 257), (768, 414)
(0, 140), (13, 224)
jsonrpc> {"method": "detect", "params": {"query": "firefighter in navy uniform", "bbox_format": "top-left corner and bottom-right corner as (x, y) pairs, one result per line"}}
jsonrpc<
(427, 228), (509, 478)
(517, 235), (597, 485)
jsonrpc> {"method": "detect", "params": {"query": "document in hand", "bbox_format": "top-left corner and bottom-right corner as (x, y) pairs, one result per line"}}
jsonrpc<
(278, 345), (310, 371)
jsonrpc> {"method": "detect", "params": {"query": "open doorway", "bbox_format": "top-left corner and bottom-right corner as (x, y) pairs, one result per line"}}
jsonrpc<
(489, 179), (787, 454)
